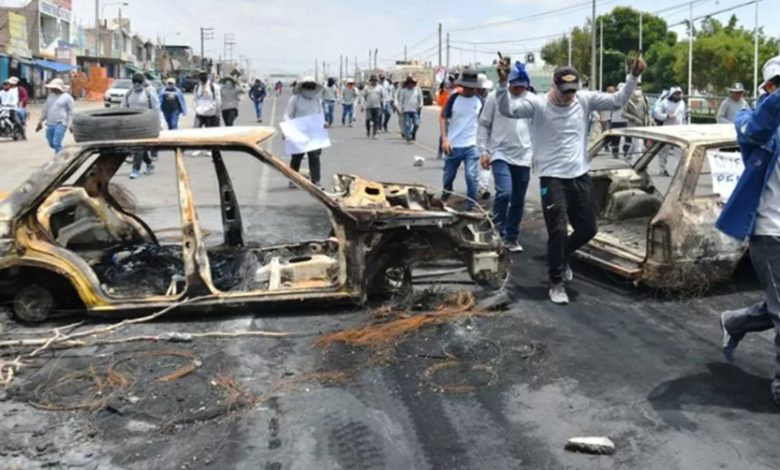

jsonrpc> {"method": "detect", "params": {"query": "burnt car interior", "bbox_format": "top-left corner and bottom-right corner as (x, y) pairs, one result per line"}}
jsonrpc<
(33, 146), (344, 300)
(588, 138), (681, 257)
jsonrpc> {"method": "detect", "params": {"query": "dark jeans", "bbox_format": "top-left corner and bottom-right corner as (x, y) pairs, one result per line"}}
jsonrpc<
(403, 111), (420, 141)
(290, 149), (322, 184)
(608, 122), (632, 157)
(222, 108), (238, 127)
(366, 107), (382, 136)
(491, 161), (531, 242)
(540, 174), (598, 283)
(132, 150), (152, 172)
(723, 236), (780, 401)
(195, 115), (220, 128)
(164, 111), (180, 130)
(342, 104), (354, 125)
(382, 102), (392, 131)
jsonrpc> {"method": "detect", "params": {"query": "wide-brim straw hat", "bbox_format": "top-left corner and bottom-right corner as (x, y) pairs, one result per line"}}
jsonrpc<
(45, 78), (67, 92)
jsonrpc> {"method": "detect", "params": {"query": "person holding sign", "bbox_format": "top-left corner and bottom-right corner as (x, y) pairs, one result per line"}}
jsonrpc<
(716, 55), (780, 405)
(496, 53), (646, 305)
(283, 77), (327, 188)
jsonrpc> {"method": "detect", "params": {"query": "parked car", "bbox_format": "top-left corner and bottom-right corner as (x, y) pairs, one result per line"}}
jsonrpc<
(103, 79), (133, 107)
(577, 124), (743, 289)
(0, 116), (507, 322)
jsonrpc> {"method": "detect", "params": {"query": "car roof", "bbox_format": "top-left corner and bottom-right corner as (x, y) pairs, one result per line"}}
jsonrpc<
(84, 126), (276, 146)
(607, 124), (737, 146)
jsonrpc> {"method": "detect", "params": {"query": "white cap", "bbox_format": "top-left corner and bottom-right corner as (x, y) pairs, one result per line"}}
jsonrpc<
(760, 55), (780, 89)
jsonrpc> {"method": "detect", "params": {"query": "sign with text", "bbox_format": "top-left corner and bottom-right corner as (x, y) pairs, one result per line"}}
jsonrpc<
(707, 151), (744, 201)
(7, 12), (31, 58)
(39, 0), (72, 21)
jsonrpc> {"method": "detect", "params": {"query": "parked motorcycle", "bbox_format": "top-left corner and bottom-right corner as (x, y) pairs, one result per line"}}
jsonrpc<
(0, 105), (25, 141)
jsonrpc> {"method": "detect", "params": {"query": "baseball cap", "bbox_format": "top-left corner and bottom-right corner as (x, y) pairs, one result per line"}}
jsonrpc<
(553, 66), (580, 93)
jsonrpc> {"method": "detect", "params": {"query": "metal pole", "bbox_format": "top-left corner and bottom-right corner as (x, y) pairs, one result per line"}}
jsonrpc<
(200, 28), (205, 69)
(754, 0), (760, 97)
(404, 45), (407, 62)
(95, 0), (100, 58)
(688, 1), (693, 123)
(436, 23), (442, 67)
(568, 32), (572, 66)
(599, 19), (603, 91)
(446, 33), (450, 70)
(591, 0), (596, 89)
(374, 48), (378, 70)
(340, 55), (343, 83)
(639, 12), (643, 53)
(315, 59), (318, 82)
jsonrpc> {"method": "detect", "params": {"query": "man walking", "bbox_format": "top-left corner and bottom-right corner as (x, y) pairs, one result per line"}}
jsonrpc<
(284, 77), (325, 187)
(220, 76), (243, 127)
(380, 74), (393, 132)
(497, 57), (646, 304)
(397, 76), (422, 143)
(340, 79), (358, 127)
(361, 75), (385, 139)
(655, 87), (686, 176)
(716, 56), (780, 405)
(159, 78), (187, 130)
(322, 78), (338, 127)
(249, 79), (267, 122)
(193, 71), (221, 128)
(716, 82), (750, 124)
(440, 68), (484, 208)
(478, 62), (533, 253)
(122, 73), (160, 178)
(621, 78), (651, 163)
(35, 78), (74, 154)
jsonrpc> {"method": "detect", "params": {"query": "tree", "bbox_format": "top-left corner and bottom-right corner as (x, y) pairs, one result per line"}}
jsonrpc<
(596, 6), (675, 56)
(540, 25), (593, 82)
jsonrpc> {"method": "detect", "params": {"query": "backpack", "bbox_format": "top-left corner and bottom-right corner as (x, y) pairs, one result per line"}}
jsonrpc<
(442, 92), (484, 119)
(161, 89), (180, 114)
(124, 87), (153, 109)
(195, 82), (216, 99)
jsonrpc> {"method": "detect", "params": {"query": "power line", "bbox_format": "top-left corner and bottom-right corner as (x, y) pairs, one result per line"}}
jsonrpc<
(449, 0), (621, 32)
(451, 32), (565, 45)
(666, 0), (761, 28)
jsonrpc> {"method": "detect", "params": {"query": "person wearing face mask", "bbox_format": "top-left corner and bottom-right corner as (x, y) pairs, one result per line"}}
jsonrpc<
(654, 87), (686, 176)
(497, 57), (646, 304)
(219, 76), (243, 127)
(361, 75), (385, 139)
(608, 83), (631, 159)
(716, 82), (750, 124)
(193, 71), (221, 128)
(716, 56), (780, 406)
(159, 78), (187, 130)
(621, 77), (651, 163)
(284, 77), (325, 188)
(322, 77), (338, 127)
(249, 79), (267, 122)
(122, 73), (160, 179)
(478, 62), (533, 253)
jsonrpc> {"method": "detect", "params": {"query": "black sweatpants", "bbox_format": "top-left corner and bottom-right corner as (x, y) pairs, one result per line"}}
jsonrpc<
(290, 149), (322, 185)
(365, 107), (382, 136)
(540, 174), (599, 284)
(222, 108), (238, 127)
(195, 115), (220, 128)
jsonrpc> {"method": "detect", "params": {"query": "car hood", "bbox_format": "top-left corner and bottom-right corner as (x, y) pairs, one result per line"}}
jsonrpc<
(106, 88), (129, 95)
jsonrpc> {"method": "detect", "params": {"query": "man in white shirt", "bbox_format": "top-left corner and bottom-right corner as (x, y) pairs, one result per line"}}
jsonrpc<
(655, 86), (686, 176)
(478, 62), (533, 253)
(497, 57), (646, 304)
(440, 68), (483, 208)
(0, 79), (24, 138)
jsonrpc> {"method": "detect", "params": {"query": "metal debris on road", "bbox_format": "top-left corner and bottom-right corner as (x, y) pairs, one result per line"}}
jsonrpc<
(564, 436), (616, 455)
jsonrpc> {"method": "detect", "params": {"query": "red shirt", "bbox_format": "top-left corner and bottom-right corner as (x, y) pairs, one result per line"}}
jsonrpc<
(16, 86), (28, 107)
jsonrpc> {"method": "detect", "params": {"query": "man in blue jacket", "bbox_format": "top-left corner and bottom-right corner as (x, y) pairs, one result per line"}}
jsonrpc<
(716, 56), (780, 404)
(249, 79), (267, 123)
(158, 78), (187, 130)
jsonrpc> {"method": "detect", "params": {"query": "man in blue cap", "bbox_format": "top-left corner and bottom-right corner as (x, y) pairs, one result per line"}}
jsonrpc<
(477, 62), (533, 253)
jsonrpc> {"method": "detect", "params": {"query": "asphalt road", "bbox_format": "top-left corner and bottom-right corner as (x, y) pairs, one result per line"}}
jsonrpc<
(0, 91), (777, 469)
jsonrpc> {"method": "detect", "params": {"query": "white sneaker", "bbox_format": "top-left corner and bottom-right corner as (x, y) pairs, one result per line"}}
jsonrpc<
(549, 283), (569, 304)
(564, 264), (574, 282)
(506, 240), (524, 253)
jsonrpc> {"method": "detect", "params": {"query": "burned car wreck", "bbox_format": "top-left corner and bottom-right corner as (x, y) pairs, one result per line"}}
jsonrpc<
(0, 127), (507, 322)
(577, 124), (744, 289)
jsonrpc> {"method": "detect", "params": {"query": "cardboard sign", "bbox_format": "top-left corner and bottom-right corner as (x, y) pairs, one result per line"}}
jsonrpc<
(279, 113), (331, 156)
(706, 151), (744, 201)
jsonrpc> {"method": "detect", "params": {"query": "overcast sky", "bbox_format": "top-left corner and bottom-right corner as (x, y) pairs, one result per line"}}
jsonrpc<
(66, 0), (775, 76)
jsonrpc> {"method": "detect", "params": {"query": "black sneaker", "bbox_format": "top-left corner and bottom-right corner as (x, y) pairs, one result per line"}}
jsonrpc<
(720, 310), (743, 362)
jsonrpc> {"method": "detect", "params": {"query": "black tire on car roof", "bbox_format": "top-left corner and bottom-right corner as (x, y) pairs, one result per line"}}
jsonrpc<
(72, 108), (160, 143)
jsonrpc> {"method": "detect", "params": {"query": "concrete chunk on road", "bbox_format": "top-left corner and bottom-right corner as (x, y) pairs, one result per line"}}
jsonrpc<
(564, 436), (615, 455)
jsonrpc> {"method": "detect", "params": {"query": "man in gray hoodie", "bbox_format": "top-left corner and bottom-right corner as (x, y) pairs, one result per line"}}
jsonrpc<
(497, 57), (646, 304)
(122, 73), (160, 179)
(361, 75), (385, 139)
(284, 77), (325, 187)
(716, 82), (750, 124)
(341, 79), (358, 127)
(220, 76), (243, 127)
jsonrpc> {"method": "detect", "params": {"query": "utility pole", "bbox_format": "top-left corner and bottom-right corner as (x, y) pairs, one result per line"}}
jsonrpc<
(315, 59), (319, 82)
(436, 23), (442, 67)
(753, 0), (760, 97)
(368, 49), (371, 70)
(591, 0), (596, 89)
(200, 27), (214, 71)
(568, 32), (572, 66)
(339, 55), (343, 83)
(374, 48), (378, 70)
(687, 1), (693, 123)
(639, 12), (643, 53)
(223, 33), (236, 62)
(446, 33), (450, 70)
(599, 19), (603, 91)
(404, 45), (407, 62)
(323, 61), (326, 79)
(95, 0), (100, 58)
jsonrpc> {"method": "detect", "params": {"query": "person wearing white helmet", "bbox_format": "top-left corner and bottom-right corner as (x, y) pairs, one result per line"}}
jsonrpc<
(654, 86), (686, 176)
(717, 55), (780, 406)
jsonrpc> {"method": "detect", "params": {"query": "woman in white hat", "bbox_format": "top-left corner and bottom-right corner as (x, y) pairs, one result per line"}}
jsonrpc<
(283, 76), (325, 187)
(36, 78), (74, 154)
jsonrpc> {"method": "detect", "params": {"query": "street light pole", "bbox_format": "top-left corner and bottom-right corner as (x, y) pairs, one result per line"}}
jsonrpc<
(688, 1), (693, 123)
(568, 31), (572, 66)
(754, 0), (760, 97)
(591, 0), (596, 89)
(599, 19), (603, 91)
(639, 11), (643, 53)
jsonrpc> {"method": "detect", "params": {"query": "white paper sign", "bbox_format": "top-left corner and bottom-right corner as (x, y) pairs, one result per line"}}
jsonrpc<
(706, 151), (744, 201)
(279, 113), (331, 156)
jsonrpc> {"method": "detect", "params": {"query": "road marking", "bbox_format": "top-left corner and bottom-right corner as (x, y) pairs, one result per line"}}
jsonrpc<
(392, 131), (437, 154)
(257, 95), (277, 205)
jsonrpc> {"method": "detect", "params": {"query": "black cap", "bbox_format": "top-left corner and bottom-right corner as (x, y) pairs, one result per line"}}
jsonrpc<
(553, 66), (580, 92)
(132, 72), (145, 82)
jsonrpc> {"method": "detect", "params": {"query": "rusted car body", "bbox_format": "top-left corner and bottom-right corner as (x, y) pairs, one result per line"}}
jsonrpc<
(0, 127), (507, 321)
(577, 124), (744, 289)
